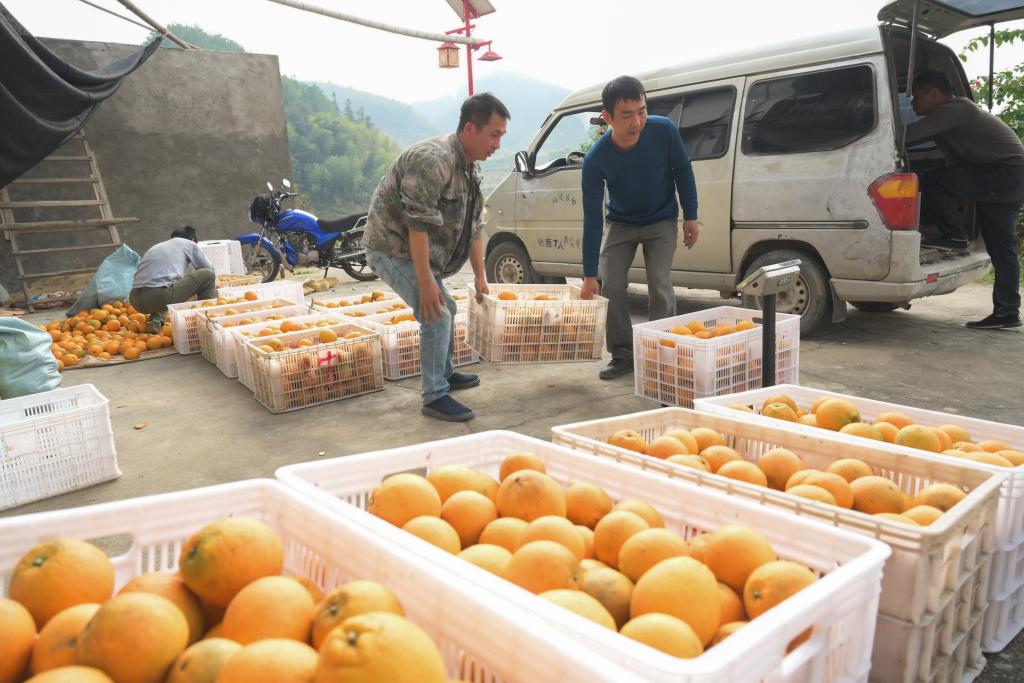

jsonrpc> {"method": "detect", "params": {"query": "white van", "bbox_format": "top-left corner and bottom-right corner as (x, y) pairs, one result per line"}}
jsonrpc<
(482, 1), (1024, 333)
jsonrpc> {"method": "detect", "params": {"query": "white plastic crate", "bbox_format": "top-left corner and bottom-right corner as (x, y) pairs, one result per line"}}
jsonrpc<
(310, 290), (399, 311)
(197, 239), (245, 275)
(633, 306), (800, 408)
(195, 303), (307, 368)
(336, 297), (412, 320)
(983, 578), (1024, 652)
(0, 479), (636, 683)
(695, 384), (1024, 602)
(233, 314), (344, 389)
(0, 384), (119, 511)
(167, 298), (296, 355)
(215, 273), (262, 288)
(217, 280), (306, 306)
(277, 430), (890, 683)
(357, 305), (478, 381)
(467, 284), (607, 363)
(196, 303), (309, 371)
(246, 323), (384, 413)
(552, 407), (1001, 626)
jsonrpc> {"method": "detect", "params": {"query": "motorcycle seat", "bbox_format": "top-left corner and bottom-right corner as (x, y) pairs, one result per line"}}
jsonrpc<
(317, 213), (365, 233)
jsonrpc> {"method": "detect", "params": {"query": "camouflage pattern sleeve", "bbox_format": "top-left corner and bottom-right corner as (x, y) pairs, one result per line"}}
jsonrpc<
(399, 147), (450, 233)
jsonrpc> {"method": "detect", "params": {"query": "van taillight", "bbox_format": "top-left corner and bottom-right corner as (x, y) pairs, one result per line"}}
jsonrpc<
(868, 173), (919, 230)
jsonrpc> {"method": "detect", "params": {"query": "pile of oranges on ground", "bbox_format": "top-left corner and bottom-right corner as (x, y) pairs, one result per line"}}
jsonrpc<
(742, 394), (1024, 468)
(39, 302), (172, 370)
(312, 291), (390, 309)
(0, 517), (451, 683)
(659, 319), (758, 346)
(367, 451), (820, 660)
(607, 422), (971, 526)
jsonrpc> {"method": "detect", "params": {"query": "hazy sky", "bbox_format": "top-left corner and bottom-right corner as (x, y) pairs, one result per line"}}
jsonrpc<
(5, 0), (1023, 102)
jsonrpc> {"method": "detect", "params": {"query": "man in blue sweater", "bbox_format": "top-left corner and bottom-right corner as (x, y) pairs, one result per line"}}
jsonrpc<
(581, 76), (699, 379)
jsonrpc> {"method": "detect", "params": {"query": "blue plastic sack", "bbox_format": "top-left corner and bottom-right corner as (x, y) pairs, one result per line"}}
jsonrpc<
(0, 318), (62, 399)
(67, 245), (139, 317)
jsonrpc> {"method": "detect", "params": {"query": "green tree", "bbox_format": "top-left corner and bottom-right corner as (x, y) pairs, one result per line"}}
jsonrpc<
(960, 28), (1024, 139)
(145, 24), (245, 52)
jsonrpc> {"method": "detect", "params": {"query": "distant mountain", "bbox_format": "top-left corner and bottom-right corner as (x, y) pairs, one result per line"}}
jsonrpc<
(312, 83), (442, 146)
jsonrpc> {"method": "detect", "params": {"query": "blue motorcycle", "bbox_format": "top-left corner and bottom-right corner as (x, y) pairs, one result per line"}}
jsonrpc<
(236, 179), (378, 282)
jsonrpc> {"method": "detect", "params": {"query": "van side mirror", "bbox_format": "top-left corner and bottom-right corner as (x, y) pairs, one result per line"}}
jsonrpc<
(514, 151), (530, 174)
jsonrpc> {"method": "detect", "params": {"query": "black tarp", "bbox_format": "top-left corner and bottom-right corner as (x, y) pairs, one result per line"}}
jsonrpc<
(0, 3), (161, 186)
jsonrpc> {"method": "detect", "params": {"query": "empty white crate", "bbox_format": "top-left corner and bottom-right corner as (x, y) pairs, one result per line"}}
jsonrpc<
(196, 303), (309, 373)
(277, 430), (890, 683)
(197, 239), (245, 275)
(0, 479), (637, 683)
(218, 280), (306, 306)
(633, 306), (800, 408)
(233, 314), (346, 389)
(0, 384), (119, 511)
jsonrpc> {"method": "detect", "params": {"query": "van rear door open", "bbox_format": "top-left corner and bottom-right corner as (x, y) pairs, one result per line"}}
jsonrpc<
(879, 0), (1024, 38)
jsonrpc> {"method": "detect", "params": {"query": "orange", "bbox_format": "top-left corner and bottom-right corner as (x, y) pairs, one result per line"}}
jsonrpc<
(631, 556), (721, 646)
(902, 505), (944, 526)
(620, 613), (704, 658)
(666, 454), (711, 472)
(687, 532), (711, 564)
(815, 399), (861, 431)
(31, 603), (99, 674)
(965, 452), (1013, 467)
(874, 512), (918, 525)
(580, 559), (609, 573)
(498, 452), (546, 481)
(839, 422), (884, 441)
(797, 472), (854, 508)
(76, 593), (189, 683)
(368, 473), (442, 528)
(505, 541), (582, 594)
(458, 544), (513, 578)
(118, 572), (205, 644)
(9, 539), (114, 628)
(578, 525), (595, 559)
(798, 413), (818, 426)
(874, 411), (913, 429)
(728, 403), (756, 413)
(743, 560), (817, 619)
(895, 425), (942, 453)
(24, 667), (114, 683)
(757, 448), (806, 491)
(953, 441), (984, 453)
(979, 439), (1012, 453)
(402, 516), (461, 554)
(787, 484), (838, 506)
(220, 576), (314, 645)
(216, 638), (317, 683)
(826, 458), (873, 483)
(938, 424), (972, 444)
(579, 568), (634, 629)
(645, 435), (690, 459)
(929, 427), (953, 452)
(700, 445), (742, 473)
(539, 589), (616, 630)
(762, 394), (799, 414)
(686, 320), (706, 334)
(909, 483), (966, 512)
(719, 582), (746, 624)
(608, 430), (647, 454)
(497, 291), (518, 301)
(663, 429), (701, 455)
(495, 470), (566, 521)
(178, 516), (284, 608)
(316, 612), (446, 683)
(612, 499), (664, 528)
(668, 325), (694, 336)
(717, 460), (768, 487)
(703, 524), (777, 594)
(287, 576), (324, 605)
(712, 621), (748, 645)
(761, 402), (798, 422)
(478, 517), (528, 552)
(565, 482), (614, 529)
(593, 511), (650, 568)
(517, 515), (586, 561)
(997, 450), (1024, 466)
(311, 580), (404, 650)
(850, 476), (906, 514)
(164, 638), (241, 683)
(0, 597), (35, 683)
(426, 466), (498, 504)
(690, 427), (726, 452)
(243, 291), (258, 301)
(617, 528), (690, 583)
(319, 329), (339, 343)
(441, 491), (498, 547)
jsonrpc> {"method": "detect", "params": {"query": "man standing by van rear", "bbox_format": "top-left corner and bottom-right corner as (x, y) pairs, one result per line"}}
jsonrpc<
(909, 69), (1024, 329)
(580, 76), (700, 379)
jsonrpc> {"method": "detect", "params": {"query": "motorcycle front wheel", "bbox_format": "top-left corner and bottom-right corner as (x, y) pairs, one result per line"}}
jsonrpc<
(241, 242), (280, 283)
(340, 255), (378, 282)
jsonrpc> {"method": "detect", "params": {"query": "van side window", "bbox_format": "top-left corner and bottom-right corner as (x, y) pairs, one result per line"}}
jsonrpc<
(533, 111), (600, 171)
(742, 65), (875, 155)
(679, 88), (736, 160)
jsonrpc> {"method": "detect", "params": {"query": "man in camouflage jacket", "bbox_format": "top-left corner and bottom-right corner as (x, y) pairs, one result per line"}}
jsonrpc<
(364, 93), (509, 421)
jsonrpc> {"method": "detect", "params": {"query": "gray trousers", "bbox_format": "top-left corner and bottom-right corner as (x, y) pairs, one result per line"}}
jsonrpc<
(599, 219), (678, 360)
(129, 268), (217, 316)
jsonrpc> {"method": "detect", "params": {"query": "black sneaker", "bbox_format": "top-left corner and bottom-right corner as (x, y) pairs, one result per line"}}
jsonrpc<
(965, 314), (1023, 329)
(421, 395), (475, 421)
(599, 358), (633, 380)
(447, 372), (480, 391)
(146, 314), (165, 335)
(921, 237), (970, 252)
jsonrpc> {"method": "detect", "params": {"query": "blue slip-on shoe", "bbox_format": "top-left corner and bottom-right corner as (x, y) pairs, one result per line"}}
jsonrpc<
(447, 372), (480, 390)
(422, 394), (475, 422)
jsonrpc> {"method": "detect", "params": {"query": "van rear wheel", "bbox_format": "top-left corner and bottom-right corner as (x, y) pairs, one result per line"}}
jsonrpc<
(486, 240), (538, 284)
(741, 249), (831, 335)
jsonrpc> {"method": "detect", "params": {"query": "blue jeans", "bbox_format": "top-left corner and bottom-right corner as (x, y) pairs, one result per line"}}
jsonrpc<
(365, 249), (457, 404)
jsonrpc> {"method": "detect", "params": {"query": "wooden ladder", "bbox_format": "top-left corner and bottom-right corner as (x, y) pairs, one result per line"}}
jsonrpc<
(0, 131), (138, 312)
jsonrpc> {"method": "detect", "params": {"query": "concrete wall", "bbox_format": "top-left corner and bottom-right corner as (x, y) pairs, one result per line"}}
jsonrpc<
(0, 39), (292, 295)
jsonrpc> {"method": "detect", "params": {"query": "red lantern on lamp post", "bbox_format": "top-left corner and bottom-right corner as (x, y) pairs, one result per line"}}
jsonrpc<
(441, 0), (501, 96)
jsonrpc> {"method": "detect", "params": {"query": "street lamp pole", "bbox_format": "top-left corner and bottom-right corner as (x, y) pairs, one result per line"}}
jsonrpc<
(464, 2), (475, 95)
(440, 0), (500, 96)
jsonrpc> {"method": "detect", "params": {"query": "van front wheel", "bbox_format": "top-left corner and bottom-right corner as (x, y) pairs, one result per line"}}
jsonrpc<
(486, 240), (538, 284)
(741, 249), (832, 335)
